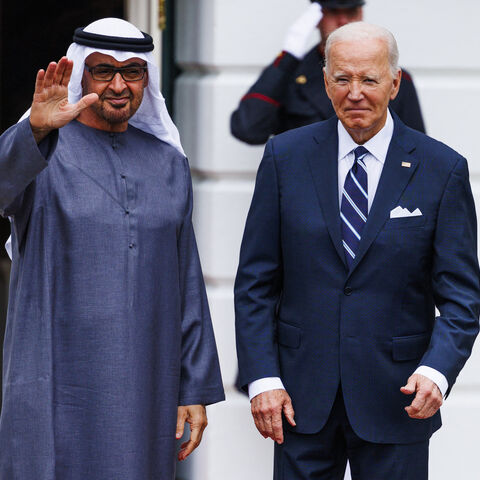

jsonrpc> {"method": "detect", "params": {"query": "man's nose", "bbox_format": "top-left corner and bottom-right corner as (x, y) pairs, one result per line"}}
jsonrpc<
(348, 81), (363, 100)
(109, 72), (127, 92)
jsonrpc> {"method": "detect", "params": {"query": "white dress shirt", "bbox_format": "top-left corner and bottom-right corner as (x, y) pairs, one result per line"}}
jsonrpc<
(248, 111), (448, 400)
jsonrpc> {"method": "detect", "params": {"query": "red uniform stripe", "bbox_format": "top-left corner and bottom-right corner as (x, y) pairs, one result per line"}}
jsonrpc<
(241, 93), (281, 107)
(273, 51), (286, 67)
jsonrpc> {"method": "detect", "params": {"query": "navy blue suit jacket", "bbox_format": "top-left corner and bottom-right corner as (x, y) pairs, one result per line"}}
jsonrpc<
(235, 113), (480, 444)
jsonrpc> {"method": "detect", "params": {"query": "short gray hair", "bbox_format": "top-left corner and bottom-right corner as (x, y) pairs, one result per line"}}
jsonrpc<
(324, 22), (400, 77)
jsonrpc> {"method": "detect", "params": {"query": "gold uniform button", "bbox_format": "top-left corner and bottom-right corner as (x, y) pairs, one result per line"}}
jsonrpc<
(296, 75), (307, 84)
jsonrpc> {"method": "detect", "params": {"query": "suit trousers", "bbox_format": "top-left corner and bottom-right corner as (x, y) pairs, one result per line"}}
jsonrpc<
(274, 387), (429, 480)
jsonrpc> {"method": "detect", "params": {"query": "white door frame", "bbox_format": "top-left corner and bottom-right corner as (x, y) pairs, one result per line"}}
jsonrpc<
(126, 0), (163, 85)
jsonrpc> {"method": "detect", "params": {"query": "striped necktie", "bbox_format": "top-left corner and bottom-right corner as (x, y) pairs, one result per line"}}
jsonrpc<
(341, 146), (369, 268)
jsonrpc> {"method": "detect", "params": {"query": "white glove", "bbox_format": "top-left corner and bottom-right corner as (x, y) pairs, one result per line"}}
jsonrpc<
(282, 2), (323, 60)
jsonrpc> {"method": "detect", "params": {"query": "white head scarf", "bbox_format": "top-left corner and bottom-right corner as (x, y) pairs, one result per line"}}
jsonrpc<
(66, 18), (184, 156)
(8, 18), (185, 259)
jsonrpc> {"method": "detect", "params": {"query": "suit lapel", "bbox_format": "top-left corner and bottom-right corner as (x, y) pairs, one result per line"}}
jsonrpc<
(347, 117), (419, 277)
(307, 117), (347, 268)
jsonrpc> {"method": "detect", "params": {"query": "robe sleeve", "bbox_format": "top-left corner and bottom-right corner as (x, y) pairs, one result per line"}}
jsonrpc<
(177, 157), (225, 406)
(0, 118), (58, 217)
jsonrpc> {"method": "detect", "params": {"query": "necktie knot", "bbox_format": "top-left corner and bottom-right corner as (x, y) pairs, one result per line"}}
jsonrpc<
(354, 146), (369, 163)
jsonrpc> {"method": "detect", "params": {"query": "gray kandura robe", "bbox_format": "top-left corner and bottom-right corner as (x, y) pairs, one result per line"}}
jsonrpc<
(0, 119), (224, 479)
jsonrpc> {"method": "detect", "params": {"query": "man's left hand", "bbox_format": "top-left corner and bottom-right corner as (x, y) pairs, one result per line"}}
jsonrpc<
(400, 373), (443, 419)
(176, 404), (208, 461)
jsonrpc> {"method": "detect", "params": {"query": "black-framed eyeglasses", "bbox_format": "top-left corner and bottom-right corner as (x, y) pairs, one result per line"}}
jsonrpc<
(85, 64), (148, 82)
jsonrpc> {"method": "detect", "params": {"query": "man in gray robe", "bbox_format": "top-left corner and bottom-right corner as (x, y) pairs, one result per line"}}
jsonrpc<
(0, 18), (224, 480)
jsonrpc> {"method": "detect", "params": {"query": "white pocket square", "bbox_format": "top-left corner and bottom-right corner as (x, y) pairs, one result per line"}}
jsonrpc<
(390, 206), (422, 219)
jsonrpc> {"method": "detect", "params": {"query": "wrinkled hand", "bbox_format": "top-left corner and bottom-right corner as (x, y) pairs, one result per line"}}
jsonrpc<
(283, 2), (323, 59)
(29, 56), (98, 143)
(176, 405), (208, 461)
(251, 389), (296, 444)
(400, 373), (443, 419)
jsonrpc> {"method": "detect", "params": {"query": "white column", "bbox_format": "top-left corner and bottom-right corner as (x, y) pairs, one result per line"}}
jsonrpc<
(174, 1), (480, 479)
(126, 0), (162, 80)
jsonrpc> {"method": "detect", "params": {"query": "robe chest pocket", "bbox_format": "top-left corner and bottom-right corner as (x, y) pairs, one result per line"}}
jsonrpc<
(392, 333), (430, 361)
(383, 215), (426, 230)
(277, 321), (301, 349)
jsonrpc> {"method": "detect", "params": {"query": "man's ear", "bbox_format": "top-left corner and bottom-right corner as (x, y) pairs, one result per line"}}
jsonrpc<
(323, 67), (332, 100)
(143, 70), (149, 88)
(390, 68), (402, 101)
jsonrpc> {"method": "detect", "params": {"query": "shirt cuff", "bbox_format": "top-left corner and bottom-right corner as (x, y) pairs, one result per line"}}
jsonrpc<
(414, 366), (449, 397)
(248, 377), (285, 401)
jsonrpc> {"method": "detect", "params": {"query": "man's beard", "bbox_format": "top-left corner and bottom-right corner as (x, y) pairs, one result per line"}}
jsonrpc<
(92, 90), (144, 125)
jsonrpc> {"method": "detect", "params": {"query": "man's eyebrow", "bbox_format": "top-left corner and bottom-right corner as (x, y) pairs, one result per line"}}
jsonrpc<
(123, 62), (147, 68)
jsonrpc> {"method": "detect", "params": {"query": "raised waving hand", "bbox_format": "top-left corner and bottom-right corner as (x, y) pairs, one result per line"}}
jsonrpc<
(29, 57), (98, 143)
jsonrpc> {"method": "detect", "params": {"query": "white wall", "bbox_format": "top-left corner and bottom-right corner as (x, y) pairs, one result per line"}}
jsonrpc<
(174, 1), (480, 478)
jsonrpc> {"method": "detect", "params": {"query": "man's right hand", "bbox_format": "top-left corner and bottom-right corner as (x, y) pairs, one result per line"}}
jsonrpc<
(30, 57), (98, 144)
(250, 388), (296, 444)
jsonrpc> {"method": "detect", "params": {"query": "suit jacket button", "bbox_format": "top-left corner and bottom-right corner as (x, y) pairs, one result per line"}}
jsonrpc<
(344, 286), (353, 296)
